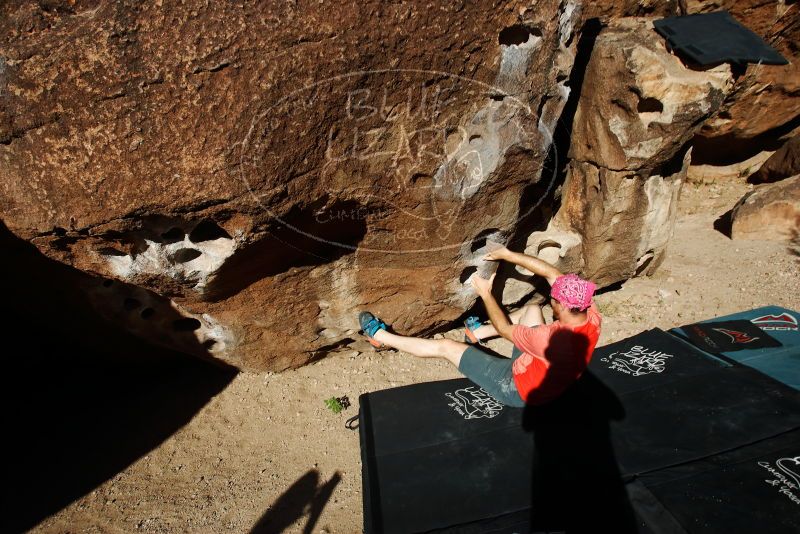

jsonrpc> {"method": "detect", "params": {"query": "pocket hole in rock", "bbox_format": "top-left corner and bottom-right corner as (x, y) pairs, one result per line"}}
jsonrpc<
(189, 220), (231, 243)
(102, 279), (114, 288)
(160, 227), (184, 243)
(123, 297), (141, 311)
(140, 307), (155, 319)
(498, 24), (540, 46)
(470, 228), (501, 252)
(634, 250), (655, 276)
(98, 247), (127, 257)
(173, 317), (202, 332)
(172, 248), (202, 263)
(411, 172), (433, 186)
(459, 266), (478, 284)
(536, 239), (561, 253)
(537, 240), (562, 264)
(637, 97), (663, 114)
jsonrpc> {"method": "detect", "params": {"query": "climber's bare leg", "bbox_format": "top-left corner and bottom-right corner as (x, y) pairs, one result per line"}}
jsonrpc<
(372, 330), (467, 367)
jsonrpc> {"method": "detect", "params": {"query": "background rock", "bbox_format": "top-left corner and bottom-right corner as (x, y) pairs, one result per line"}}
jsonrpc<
(688, 1), (800, 157)
(731, 174), (800, 241)
(687, 149), (775, 184)
(568, 18), (732, 173)
(751, 136), (800, 183)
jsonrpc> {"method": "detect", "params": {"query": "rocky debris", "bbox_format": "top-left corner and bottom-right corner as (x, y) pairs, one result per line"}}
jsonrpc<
(731, 174), (800, 241)
(751, 136), (800, 183)
(540, 18), (732, 287)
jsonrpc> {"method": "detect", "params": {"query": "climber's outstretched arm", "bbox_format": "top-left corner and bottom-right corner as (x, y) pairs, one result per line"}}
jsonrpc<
(484, 245), (562, 286)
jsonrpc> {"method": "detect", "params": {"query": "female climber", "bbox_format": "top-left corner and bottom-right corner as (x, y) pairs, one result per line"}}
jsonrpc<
(358, 244), (601, 406)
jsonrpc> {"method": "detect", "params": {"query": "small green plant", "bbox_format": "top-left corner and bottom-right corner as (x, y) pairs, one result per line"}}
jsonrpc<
(324, 396), (350, 414)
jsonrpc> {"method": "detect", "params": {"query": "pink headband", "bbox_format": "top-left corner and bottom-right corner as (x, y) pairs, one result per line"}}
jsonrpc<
(551, 274), (596, 311)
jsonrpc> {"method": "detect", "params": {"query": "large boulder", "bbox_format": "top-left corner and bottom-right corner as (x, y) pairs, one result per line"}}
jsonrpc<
(3, 3), (776, 371)
(731, 174), (800, 241)
(568, 18), (732, 172)
(0, 0), (585, 370)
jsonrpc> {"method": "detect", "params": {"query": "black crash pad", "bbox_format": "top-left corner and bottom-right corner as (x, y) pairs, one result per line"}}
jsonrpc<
(359, 373), (640, 533)
(654, 11), (788, 66)
(358, 379), (529, 533)
(590, 329), (800, 475)
(681, 319), (782, 354)
(630, 429), (800, 534)
(588, 328), (729, 395)
(358, 329), (800, 533)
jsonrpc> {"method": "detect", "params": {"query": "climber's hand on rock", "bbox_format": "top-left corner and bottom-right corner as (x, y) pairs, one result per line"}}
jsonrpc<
(470, 272), (495, 297)
(483, 245), (509, 262)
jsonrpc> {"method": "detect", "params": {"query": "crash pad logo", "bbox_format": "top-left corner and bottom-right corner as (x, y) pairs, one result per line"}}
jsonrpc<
(758, 455), (800, 506)
(445, 386), (503, 420)
(712, 327), (759, 344)
(751, 313), (799, 332)
(600, 345), (673, 376)
(688, 325), (719, 350)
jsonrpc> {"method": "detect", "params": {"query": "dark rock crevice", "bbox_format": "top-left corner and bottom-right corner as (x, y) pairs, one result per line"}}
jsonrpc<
(1, 215), (235, 531)
(204, 199), (369, 301)
(508, 18), (604, 250)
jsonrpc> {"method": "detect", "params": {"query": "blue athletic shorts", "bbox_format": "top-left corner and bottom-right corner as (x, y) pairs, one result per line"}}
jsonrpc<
(458, 344), (526, 407)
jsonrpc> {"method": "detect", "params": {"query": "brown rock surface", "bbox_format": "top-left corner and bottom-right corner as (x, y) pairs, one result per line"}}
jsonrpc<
(731, 174), (800, 241)
(752, 136), (800, 183)
(687, 149), (775, 184)
(583, 0), (679, 21)
(0, 0), (584, 370)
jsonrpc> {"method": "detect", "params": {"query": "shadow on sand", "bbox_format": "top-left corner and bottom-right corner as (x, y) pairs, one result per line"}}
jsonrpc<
(250, 469), (341, 534)
(1, 222), (236, 532)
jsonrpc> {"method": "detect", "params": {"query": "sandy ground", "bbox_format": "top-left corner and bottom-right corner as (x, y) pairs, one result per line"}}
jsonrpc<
(32, 178), (799, 534)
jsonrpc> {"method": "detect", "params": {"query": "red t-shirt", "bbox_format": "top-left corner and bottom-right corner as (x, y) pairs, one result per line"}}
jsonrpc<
(511, 303), (602, 405)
